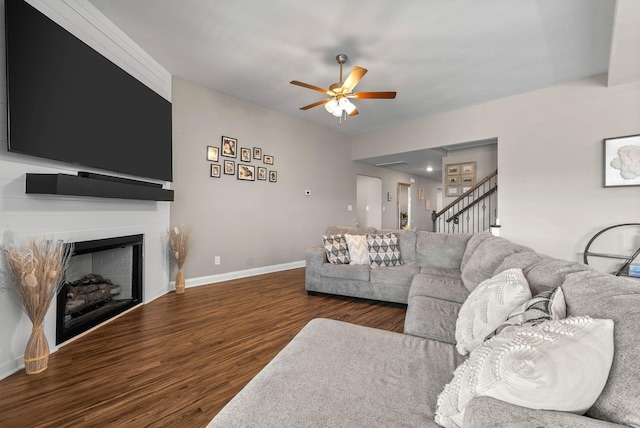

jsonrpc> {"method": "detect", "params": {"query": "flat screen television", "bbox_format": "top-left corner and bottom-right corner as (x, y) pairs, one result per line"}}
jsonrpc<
(5, 0), (173, 182)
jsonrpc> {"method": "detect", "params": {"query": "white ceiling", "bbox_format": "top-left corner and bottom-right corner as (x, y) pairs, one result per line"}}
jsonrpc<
(87, 0), (616, 138)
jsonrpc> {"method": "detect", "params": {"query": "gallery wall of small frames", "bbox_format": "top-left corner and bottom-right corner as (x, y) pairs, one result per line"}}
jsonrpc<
(207, 136), (277, 183)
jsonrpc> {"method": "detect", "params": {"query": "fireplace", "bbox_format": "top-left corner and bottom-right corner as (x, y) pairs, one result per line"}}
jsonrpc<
(56, 235), (143, 344)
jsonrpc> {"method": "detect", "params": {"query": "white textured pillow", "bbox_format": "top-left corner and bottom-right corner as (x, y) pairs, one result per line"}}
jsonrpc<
(436, 316), (615, 428)
(455, 268), (531, 356)
(344, 234), (369, 265)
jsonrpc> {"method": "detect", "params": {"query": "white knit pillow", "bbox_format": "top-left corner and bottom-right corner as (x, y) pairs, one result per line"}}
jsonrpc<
(455, 268), (531, 356)
(436, 316), (615, 428)
(344, 234), (369, 265)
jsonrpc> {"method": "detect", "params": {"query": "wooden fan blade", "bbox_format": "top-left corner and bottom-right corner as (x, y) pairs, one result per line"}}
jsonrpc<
(290, 80), (335, 96)
(352, 91), (397, 99)
(342, 66), (367, 92)
(349, 107), (359, 117)
(300, 98), (331, 110)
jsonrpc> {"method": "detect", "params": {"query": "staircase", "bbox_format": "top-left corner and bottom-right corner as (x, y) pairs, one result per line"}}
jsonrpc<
(432, 170), (498, 234)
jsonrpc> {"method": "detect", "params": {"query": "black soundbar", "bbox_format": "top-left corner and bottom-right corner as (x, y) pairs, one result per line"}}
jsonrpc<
(25, 173), (174, 201)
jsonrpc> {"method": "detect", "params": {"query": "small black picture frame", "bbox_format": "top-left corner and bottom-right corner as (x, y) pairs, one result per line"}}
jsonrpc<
(224, 160), (235, 175)
(241, 147), (251, 162)
(253, 147), (262, 160)
(269, 170), (277, 183)
(210, 164), (221, 178)
(221, 136), (237, 158)
(207, 146), (219, 162)
(238, 164), (255, 181)
(257, 167), (267, 181)
(263, 154), (274, 165)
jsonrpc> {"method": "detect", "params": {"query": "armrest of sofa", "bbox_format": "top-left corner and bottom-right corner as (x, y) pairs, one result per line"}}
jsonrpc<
(464, 396), (626, 428)
(306, 245), (327, 268)
(305, 245), (328, 292)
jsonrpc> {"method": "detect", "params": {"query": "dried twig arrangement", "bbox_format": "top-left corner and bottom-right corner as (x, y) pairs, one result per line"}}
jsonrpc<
(2, 237), (73, 374)
(168, 226), (190, 294)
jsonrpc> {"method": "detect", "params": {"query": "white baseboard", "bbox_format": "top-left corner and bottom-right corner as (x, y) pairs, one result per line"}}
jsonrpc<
(171, 260), (305, 289)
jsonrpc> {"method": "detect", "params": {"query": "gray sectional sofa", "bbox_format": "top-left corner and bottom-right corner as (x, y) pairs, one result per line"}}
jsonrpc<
(209, 230), (640, 427)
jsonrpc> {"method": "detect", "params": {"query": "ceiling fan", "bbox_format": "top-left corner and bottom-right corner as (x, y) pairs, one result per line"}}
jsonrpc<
(290, 54), (397, 123)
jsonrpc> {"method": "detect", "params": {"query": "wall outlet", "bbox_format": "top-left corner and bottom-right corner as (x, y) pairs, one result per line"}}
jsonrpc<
(214, 256), (220, 265)
(347, 205), (353, 211)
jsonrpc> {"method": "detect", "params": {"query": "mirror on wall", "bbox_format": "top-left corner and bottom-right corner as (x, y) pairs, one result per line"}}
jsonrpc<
(397, 182), (411, 229)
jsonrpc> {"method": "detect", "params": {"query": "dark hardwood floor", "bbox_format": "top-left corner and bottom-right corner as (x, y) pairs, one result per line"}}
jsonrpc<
(0, 268), (406, 427)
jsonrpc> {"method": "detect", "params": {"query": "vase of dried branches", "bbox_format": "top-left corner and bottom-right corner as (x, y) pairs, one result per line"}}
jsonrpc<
(2, 238), (72, 374)
(168, 226), (190, 294)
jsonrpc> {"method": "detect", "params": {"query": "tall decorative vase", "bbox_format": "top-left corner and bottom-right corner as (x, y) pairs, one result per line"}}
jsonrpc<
(24, 324), (49, 375)
(168, 226), (190, 295)
(175, 268), (185, 294)
(2, 237), (72, 375)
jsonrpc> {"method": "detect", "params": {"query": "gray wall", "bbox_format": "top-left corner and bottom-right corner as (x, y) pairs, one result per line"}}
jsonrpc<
(171, 78), (437, 283)
(353, 75), (640, 261)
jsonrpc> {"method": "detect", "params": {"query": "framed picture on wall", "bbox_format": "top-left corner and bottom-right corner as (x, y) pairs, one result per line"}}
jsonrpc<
(604, 134), (640, 187)
(447, 165), (460, 175)
(461, 162), (476, 174)
(241, 147), (251, 162)
(418, 188), (424, 200)
(224, 160), (235, 175)
(238, 164), (255, 181)
(263, 154), (274, 165)
(257, 166), (267, 180)
(210, 164), (221, 178)
(461, 174), (476, 186)
(221, 136), (237, 158)
(207, 146), (219, 162)
(253, 147), (262, 160)
(446, 185), (460, 197)
(269, 170), (277, 182)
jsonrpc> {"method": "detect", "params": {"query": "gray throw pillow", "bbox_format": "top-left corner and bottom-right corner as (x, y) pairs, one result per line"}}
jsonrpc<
(562, 270), (640, 427)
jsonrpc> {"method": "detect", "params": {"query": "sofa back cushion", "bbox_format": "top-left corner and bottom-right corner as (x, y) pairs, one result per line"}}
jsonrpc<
(325, 226), (375, 236)
(396, 229), (417, 265)
(416, 232), (471, 269)
(460, 232), (494, 271)
(460, 235), (533, 292)
(562, 271), (640, 427)
(495, 252), (593, 295)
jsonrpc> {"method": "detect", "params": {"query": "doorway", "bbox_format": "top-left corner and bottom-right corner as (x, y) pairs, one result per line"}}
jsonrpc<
(356, 175), (382, 229)
(398, 182), (411, 229)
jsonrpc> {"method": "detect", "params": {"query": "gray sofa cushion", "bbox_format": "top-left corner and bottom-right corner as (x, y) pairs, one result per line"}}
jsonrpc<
(460, 235), (533, 292)
(410, 273), (469, 304)
(404, 296), (461, 344)
(370, 264), (420, 286)
(209, 318), (466, 427)
(464, 396), (625, 428)
(416, 231), (472, 269)
(562, 271), (640, 427)
(420, 266), (462, 279)
(325, 226), (376, 236)
(495, 252), (592, 295)
(396, 229), (417, 264)
(321, 263), (370, 281)
(460, 232), (494, 271)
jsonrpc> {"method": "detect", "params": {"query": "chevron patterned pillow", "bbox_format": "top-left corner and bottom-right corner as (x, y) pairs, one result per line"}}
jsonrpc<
(366, 232), (403, 267)
(322, 234), (350, 264)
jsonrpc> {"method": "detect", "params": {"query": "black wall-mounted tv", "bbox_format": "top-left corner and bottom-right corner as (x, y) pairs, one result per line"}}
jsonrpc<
(5, 0), (173, 182)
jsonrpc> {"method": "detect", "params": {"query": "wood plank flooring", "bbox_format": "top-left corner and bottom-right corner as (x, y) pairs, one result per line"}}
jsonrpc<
(0, 268), (406, 427)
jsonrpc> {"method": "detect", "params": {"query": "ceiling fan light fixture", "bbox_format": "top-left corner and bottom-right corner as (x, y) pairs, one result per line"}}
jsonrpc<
(332, 106), (343, 117)
(340, 98), (356, 114)
(325, 98), (338, 113)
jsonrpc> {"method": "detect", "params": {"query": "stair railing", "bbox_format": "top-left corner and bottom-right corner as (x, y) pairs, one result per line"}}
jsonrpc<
(432, 170), (498, 234)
